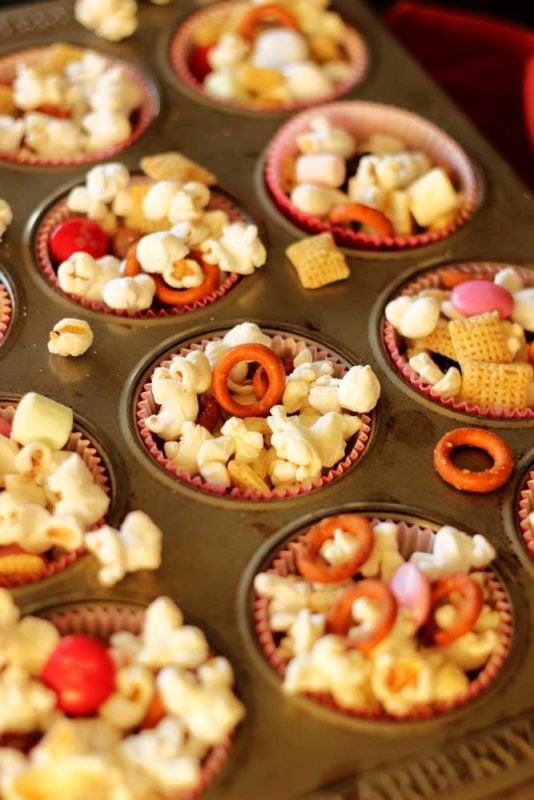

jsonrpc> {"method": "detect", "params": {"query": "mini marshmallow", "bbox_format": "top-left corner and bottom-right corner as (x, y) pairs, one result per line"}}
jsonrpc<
(295, 153), (346, 189)
(136, 231), (189, 274)
(208, 32), (250, 70)
(0, 116), (25, 154)
(252, 28), (309, 68)
(290, 183), (348, 216)
(410, 526), (496, 581)
(494, 267), (524, 295)
(102, 274), (156, 311)
(11, 393), (73, 451)
(48, 318), (94, 357)
(282, 61), (334, 100)
(24, 113), (84, 158)
(407, 168), (459, 228)
(338, 365), (381, 413)
(409, 352), (444, 385)
(75, 0), (138, 41)
(85, 510), (162, 587)
(511, 288), (534, 332)
(385, 295), (441, 339)
(202, 222), (266, 275)
(297, 115), (356, 158)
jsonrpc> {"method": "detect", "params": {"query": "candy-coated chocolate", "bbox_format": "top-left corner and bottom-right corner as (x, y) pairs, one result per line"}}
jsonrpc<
(49, 217), (109, 264)
(450, 280), (514, 319)
(112, 225), (141, 259)
(390, 562), (431, 628)
(42, 634), (116, 715)
(0, 417), (11, 437)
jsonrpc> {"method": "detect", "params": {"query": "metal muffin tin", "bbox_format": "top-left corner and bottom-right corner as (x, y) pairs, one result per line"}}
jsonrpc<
(0, 0), (533, 798)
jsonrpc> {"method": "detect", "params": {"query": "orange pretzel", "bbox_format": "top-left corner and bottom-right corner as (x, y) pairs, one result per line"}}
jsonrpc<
(426, 573), (483, 646)
(296, 514), (374, 583)
(326, 579), (397, 653)
(328, 203), (395, 238)
(238, 3), (299, 40)
(433, 427), (514, 493)
(123, 246), (220, 306)
(439, 269), (493, 289)
(212, 344), (285, 417)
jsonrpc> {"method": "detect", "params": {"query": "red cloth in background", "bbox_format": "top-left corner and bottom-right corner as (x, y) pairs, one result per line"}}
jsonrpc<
(385, 1), (534, 188)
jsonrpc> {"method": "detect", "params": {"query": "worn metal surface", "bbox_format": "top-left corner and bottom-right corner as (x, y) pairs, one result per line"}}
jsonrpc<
(0, 0), (533, 798)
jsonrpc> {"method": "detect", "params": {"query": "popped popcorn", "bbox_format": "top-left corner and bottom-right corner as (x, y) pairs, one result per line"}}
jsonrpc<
(202, 222), (267, 275)
(47, 318), (94, 357)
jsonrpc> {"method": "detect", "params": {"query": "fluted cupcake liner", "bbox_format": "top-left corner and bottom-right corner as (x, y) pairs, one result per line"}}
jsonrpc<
(43, 604), (232, 800)
(518, 468), (534, 557)
(34, 185), (243, 317)
(254, 516), (512, 720)
(169, 1), (368, 113)
(0, 279), (12, 345)
(0, 46), (157, 168)
(265, 101), (478, 250)
(383, 261), (534, 419)
(136, 333), (372, 500)
(0, 404), (110, 587)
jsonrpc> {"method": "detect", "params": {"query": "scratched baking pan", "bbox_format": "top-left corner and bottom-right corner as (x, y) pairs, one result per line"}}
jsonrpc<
(0, 0), (533, 798)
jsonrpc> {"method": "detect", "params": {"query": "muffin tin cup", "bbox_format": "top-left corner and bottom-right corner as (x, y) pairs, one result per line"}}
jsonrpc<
(0, 46), (158, 168)
(43, 603), (232, 800)
(169, 1), (369, 114)
(34, 185), (244, 318)
(265, 101), (479, 250)
(383, 261), (534, 419)
(518, 468), (534, 557)
(254, 515), (513, 721)
(136, 332), (372, 500)
(0, 404), (110, 587)
(0, 278), (12, 345)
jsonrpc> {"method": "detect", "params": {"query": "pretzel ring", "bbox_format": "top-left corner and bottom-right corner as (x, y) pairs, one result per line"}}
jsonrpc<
(326, 579), (397, 653)
(426, 573), (484, 645)
(212, 344), (285, 417)
(328, 203), (395, 238)
(123, 246), (220, 306)
(238, 3), (299, 40)
(296, 514), (374, 583)
(433, 427), (514, 493)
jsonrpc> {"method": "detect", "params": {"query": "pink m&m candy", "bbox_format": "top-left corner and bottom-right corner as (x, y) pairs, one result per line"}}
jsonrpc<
(390, 562), (431, 628)
(49, 218), (110, 264)
(0, 418), (11, 437)
(450, 279), (514, 319)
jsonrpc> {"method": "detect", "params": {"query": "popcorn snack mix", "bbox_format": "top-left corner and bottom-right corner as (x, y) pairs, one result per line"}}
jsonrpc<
(0, 44), (153, 165)
(254, 514), (511, 719)
(384, 263), (534, 417)
(171, 0), (367, 110)
(0, 393), (162, 586)
(0, 593), (244, 798)
(75, 0), (171, 42)
(37, 157), (266, 316)
(265, 102), (478, 249)
(137, 322), (379, 498)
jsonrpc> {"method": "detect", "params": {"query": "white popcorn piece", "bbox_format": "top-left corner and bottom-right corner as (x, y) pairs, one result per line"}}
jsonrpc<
(85, 510), (162, 587)
(168, 351), (211, 394)
(204, 69), (247, 101)
(223, 322), (272, 349)
(0, 666), (56, 734)
(146, 374), (199, 441)
(360, 133), (405, 155)
(66, 187), (108, 224)
(164, 422), (212, 474)
(282, 61), (333, 101)
(75, 0), (138, 42)
(286, 609), (325, 656)
(24, 113), (84, 158)
(82, 109), (131, 151)
(320, 527), (361, 565)
(28, 514), (84, 554)
(202, 222), (266, 275)
(90, 67), (143, 116)
(163, 258), (204, 290)
(57, 252), (104, 300)
(220, 418), (263, 463)
(2, 475), (47, 507)
(13, 65), (64, 111)
(493, 267), (524, 295)
(296, 115), (356, 159)
(371, 651), (433, 715)
(2, 616), (59, 675)
(432, 367), (462, 400)
(290, 183), (348, 216)
(511, 287), (534, 332)
(407, 167), (460, 227)
(197, 436), (235, 488)
(307, 376), (341, 415)
(433, 660), (469, 703)
(385, 295), (441, 338)
(168, 182), (210, 225)
(282, 378), (310, 414)
(0, 198), (12, 240)
(0, 493), (49, 550)
(306, 411), (349, 468)
(338, 365), (381, 413)
(47, 452), (109, 527)
(11, 392), (73, 451)
(409, 352), (444, 385)
(0, 116), (25, 154)
(100, 665), (155, 730)
(208, 32), (250, 70)
(441, 629), (499, 671)
(136, 231), (189, 275)
(410, 526), (496, 581)
(0, 435), (19, 476)
(0, 589), (20, 628)
(47, 318), (94, 357)
(102, 274), (156, 311)
(142, 180), (180, 220)
(252, 28), (309, 68)
(139, 597), (209, 671)
(268, 406), (322, 480)
(360, 521), (404, 582)
(374, 151), (431, 193)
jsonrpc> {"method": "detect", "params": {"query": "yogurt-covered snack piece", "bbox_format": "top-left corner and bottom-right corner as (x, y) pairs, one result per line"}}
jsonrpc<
(384, 263), (534, 417)
(0, 393), (162, 586)
(173, 0), (366, 109)
(254, 514), (510, 719)
(0, 593), (244, 799)
(0, 44), (151, 164)
(138, 323), (378, 497)
(39, 154), (265, 316)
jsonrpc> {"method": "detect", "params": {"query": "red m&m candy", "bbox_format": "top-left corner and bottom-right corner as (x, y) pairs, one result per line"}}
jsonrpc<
(49, 218), (110, 264)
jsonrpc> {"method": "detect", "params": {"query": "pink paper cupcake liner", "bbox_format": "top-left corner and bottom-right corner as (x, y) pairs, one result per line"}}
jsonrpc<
(136, 332), (372, 500)
(0, 46), (157, 168)
(383, 261), (534, 419)
(518, 467), (534, 557)
(169, 1), (368, 113)
(0, 403), (111, 587)
(34, 182), (242, 318)
(265, 101), (479, 250)
(42, 603), (233, 800)
(0, 278), (12, 344)
(254, 515), (512, 721)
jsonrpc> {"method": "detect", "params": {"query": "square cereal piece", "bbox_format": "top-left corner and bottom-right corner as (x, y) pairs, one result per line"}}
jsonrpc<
(408, 324), (457, 361)
(449, 312), (512, 365)
(41, 43), (84, 74)
(227, 460), (270, 495)
(286, 233), (350, 289)
(461, 361), (533, 412)
(124, 183), (171, 233)
(140, 152), (217, 186)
